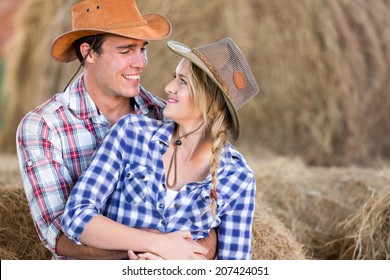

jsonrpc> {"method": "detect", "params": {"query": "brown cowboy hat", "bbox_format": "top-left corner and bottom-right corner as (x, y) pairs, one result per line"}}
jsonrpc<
(167, 38), (259, 141)
(51, 0), (171, 62)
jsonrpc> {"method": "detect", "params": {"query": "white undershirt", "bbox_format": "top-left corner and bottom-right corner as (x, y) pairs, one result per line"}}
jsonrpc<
(165, 189), (178, 209)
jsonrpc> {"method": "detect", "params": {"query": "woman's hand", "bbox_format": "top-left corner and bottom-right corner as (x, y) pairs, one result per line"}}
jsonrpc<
(130, 231), (208, 260)
(152, 231), (207, 260)
(128, 250), (164, 260)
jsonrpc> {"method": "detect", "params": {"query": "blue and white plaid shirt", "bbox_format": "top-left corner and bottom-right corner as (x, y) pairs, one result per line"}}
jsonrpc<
(61, 114), (256, 260)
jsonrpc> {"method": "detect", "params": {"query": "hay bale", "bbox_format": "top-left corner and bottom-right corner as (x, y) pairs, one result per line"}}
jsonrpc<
(251, 202), (307, 260)
(0, 153), (22, 187)
(248, 155), (390, 259)
(0, 0), (78, 153)
(3, 0), (390, 166)
(0, 186), (51, 260)
(337, 190), (390, 259)
(0, 247), (19, 260)
(236, 0), (390, 166)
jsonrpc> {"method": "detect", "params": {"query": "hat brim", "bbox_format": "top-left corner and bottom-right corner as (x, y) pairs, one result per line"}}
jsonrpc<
(167, 40), (240, 141)
(51, 14), (171, 62)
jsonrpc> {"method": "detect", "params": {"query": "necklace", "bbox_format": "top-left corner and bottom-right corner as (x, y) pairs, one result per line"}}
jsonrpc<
(166, 122), (204, 189)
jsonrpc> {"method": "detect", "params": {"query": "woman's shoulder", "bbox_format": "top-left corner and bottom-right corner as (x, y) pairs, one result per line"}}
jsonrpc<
(220, 143), (255, 182)
(224, 144), (252, 167)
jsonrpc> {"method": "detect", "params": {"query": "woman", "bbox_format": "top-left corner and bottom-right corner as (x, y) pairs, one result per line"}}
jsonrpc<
(61, 37), (259, 259)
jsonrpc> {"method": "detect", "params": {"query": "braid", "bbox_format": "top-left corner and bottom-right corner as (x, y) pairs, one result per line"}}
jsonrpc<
(208, 116), (228, 217)
(188, 62), (231, 217)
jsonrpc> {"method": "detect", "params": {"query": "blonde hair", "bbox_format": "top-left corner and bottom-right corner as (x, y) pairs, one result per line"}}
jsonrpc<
(188, 62), (231, 217)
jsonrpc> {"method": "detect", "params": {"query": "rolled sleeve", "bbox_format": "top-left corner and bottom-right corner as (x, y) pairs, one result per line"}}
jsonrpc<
(16, 113), (73, 257)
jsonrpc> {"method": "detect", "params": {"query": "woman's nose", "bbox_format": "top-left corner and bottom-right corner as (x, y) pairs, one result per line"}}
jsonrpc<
(164, 79), (177, 95)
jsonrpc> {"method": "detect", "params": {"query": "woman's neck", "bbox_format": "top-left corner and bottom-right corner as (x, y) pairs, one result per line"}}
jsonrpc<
(164, 122), (212, 190)
(173, 123), (210, 160)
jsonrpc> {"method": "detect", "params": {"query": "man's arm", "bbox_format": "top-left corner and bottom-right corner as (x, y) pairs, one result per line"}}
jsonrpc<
(17, 113), (128, 259)
(56, 234), (128, 260)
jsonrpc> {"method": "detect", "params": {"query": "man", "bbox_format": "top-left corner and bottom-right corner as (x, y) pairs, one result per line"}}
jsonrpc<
(16, 0), (215, 260)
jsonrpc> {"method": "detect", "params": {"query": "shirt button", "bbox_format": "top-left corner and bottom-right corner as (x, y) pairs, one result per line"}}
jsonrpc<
(161, 220), (166, 226)
(186, 186), (190, 191)
(27, 161), (33, 167)
(174, 203), (179, 208)
(158, 203), (164, 209)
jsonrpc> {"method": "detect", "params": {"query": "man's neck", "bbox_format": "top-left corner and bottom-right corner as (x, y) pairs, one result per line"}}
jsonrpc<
(96, 96), (135, 124)
(83, 74), (136, 124)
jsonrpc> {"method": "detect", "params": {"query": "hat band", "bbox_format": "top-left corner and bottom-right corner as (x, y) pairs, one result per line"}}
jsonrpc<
(192, 48), (230, 97)
(76, 20), (148, 31)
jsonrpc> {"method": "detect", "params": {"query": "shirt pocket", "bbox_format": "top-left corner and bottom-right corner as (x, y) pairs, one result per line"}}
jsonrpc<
(187, 188), (224, 230)
(120, 163), (151, 205)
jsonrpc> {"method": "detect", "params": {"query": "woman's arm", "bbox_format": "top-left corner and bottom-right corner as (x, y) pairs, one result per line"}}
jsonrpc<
(61, 116), (210, 259)
(80, 215), (207, 260)
(128, 228), (218, 260)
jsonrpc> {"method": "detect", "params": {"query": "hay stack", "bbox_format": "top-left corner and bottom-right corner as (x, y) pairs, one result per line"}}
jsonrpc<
(249, 155), (390, 259)
(2, 0), (390, 166)
(251, 202), (307, 260)
(0, 186), (51, 260)
(235, 0), (390, 166)
(0, 0), (78, 153)
(337, 190), (390, 260)
(0, 185), (307, 260)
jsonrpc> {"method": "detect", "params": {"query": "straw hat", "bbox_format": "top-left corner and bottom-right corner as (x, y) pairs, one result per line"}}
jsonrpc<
(51, 0), (171, 62)
(167, 38), (259, 141)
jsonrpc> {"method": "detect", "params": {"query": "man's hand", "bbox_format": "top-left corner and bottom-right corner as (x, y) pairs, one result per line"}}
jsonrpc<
(197, 228), (218, 259)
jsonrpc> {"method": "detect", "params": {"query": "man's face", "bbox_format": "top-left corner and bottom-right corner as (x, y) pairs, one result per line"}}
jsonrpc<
(87, 34), (148, 99)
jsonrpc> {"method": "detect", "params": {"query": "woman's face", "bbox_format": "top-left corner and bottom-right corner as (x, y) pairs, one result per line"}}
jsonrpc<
(164, 59), (202, 124)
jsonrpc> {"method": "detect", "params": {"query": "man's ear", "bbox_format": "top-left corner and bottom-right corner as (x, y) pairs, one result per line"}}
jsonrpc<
(80, 42), (94, 64)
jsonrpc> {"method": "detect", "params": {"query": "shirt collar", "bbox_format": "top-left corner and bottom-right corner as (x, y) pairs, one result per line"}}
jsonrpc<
(135, 85), (166, 117)
(68, 75), (100, 120)
(151, 119), (175, 146)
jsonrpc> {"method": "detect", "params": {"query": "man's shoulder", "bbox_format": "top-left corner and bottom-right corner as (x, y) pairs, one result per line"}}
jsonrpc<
(34, 92), (67, 114)
(20, 93), (68, 126)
